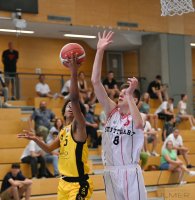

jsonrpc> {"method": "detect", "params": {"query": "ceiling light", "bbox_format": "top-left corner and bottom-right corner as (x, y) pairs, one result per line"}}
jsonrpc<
(190, 43), (195, 47)
(64, 33), (96, 39)
(0, 29), (34, 34)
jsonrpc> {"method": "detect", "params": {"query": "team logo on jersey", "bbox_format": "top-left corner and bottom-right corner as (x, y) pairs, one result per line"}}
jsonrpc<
(124, 119), (130, 126)
(66, 127), (70, 134)
(105, 126), (136, 136)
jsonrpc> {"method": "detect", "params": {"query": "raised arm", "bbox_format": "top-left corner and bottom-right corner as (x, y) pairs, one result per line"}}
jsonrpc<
(126, 77), (144, 129)
(91, 31), (116, 115)
(65, 56), (87, 142)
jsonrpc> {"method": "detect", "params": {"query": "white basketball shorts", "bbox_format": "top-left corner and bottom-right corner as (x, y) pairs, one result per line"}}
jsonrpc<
(104, 164), (147, 200)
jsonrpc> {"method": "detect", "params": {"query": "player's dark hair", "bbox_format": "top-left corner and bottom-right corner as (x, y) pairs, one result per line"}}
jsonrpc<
(62, 98), (86, 118)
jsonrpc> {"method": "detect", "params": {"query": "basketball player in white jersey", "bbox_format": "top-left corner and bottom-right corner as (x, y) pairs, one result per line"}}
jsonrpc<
(91, 31), (147, 200)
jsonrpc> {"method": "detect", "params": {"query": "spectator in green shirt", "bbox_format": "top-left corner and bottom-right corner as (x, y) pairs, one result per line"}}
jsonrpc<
(160, 140), (195, 183)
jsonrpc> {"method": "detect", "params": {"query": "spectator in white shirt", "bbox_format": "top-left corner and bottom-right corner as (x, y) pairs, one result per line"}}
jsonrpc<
(35, 74), (53, 98)
(35, 74), (63, 99)
(155, 98), (174, 121)
(20, 133), (47, 178)
(143, 120), (159, 156)
(162, 128), (193, 168)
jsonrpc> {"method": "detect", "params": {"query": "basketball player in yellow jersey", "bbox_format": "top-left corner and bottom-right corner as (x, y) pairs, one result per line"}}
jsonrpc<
(18, 55), (93, 200)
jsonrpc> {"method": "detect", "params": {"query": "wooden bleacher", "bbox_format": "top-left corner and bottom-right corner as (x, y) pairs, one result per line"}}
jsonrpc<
(0, 148), (24, 164)
(1, 171), (195, 199)
(1, 99), (195, 200)
(94, 103), (103, 116)
(0, 135), (28, 148)
(7, 100), (28, 106)
(52, 108), (63, 118)
(180, 130), (195, 141)
(177, 119), (191, 130)
(28, 97), (65, 109)
(149, 99), (161, 110)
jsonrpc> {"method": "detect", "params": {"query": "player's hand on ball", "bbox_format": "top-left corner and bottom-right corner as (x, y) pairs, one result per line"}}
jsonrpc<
(63, 53), (81, 70)
(17, 130), (36, 140)
(126, 77), (138, 96)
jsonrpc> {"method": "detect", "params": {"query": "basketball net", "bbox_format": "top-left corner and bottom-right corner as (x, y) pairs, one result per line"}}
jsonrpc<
(160, 0), (194, 16)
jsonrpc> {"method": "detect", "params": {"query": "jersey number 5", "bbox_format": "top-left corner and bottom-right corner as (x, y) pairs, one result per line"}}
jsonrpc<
(64, 139), (68, 146)
(113, 136), (119, 145)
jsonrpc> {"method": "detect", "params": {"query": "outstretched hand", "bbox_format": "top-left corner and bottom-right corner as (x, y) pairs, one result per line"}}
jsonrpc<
(125, 77), (138, 96)
(97, 31), (114, 50)
(17, 130), (37, 141)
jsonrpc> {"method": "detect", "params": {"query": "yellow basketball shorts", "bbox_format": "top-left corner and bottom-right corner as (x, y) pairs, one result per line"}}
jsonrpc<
(57, 178), (93, 200)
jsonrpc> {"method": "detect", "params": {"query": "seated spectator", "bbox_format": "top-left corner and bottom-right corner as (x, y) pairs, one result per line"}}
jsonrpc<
(162, 115), (175, 141)
(103, 71), (119, 100)
(147, 75), (168, 102)
(45, 131), (59, 177)
(177, 94), (195, 130)
(45, 118), (63, 176)
(143, 120), (159, 156)
(0, 163), (32, 200)
(155, 98), (174, 121)
(61, 79), (71, 99)
(162, 128), (193, 168)
(78, 71), (91, 104)
(0, 71), (11, 107)
(138, 92), (158, 130)
(21, 133), (47, 178)
(29, 101), (55, 140)
(35, 74), (63, 98)
(46, 118), (63, 143)
(160, 140), (195, 183)
(85, 104), (98, 148)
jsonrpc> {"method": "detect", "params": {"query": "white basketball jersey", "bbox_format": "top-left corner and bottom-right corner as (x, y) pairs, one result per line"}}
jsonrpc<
(102, 107), (144, 166)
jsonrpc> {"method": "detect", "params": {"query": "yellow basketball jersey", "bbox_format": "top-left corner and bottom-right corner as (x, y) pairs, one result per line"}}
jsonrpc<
(58, 124), (90, 177)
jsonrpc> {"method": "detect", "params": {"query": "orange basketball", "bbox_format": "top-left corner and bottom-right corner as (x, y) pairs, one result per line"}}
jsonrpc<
(59, 43), (86, 67)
